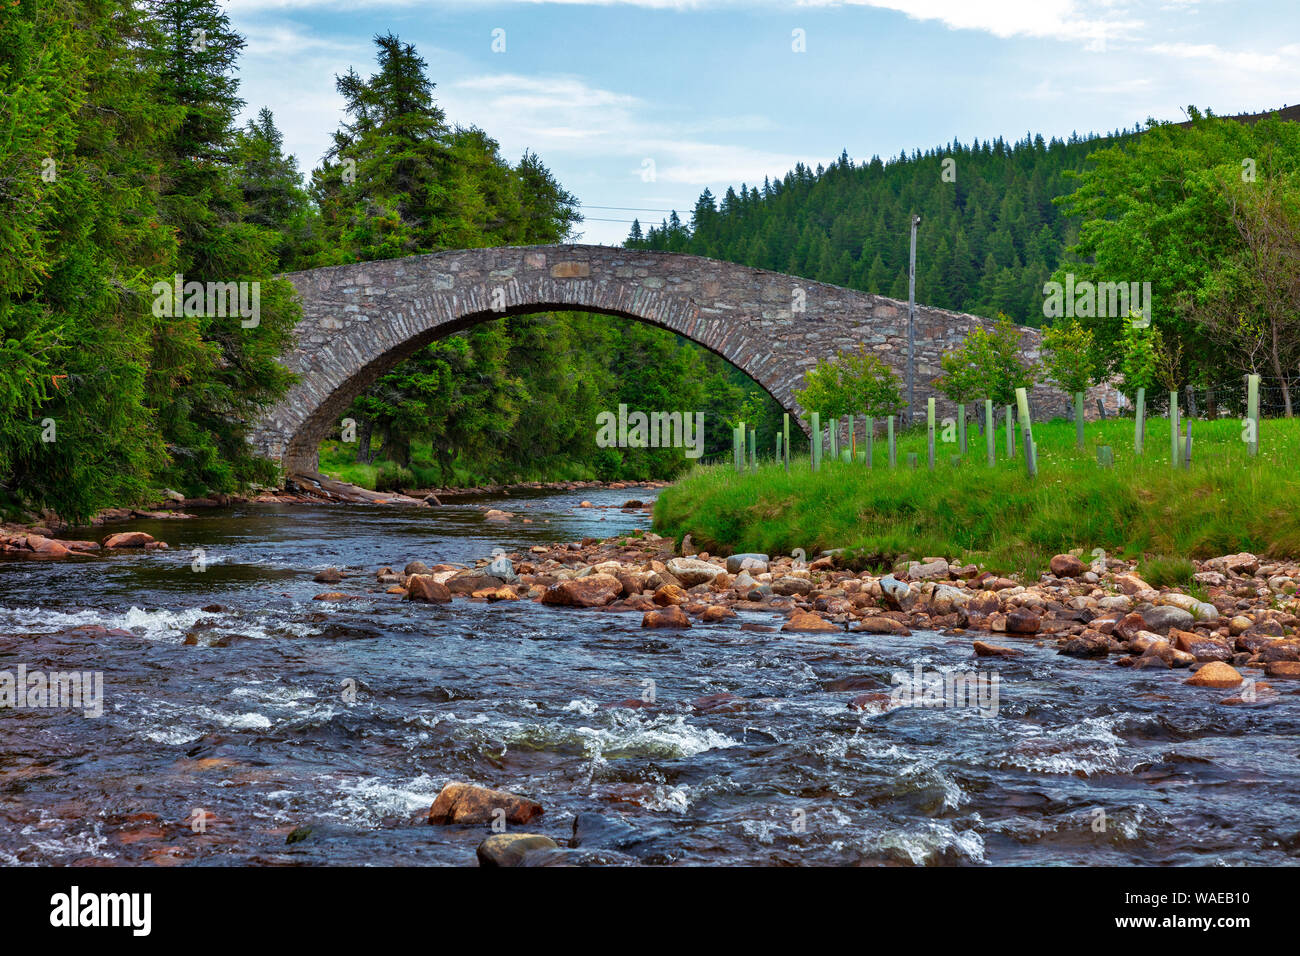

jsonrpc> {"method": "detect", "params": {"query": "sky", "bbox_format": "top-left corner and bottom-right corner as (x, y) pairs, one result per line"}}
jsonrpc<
(226, 0), (1300, 245)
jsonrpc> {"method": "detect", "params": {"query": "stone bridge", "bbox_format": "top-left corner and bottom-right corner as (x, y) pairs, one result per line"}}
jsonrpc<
(249, 244), (1103, 475)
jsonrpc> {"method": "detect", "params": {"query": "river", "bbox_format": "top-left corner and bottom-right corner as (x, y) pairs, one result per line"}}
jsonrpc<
(1, 486), (1297, 866)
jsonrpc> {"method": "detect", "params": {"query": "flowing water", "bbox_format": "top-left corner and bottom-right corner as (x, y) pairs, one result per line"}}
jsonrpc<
(1, 487), (1297, 866)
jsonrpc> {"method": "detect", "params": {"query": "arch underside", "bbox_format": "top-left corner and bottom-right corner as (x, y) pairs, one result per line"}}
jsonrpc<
(271, 297), (799, 476)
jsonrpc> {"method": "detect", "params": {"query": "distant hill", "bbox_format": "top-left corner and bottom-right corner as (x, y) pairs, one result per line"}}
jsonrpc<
(627, 104), (1297, 327)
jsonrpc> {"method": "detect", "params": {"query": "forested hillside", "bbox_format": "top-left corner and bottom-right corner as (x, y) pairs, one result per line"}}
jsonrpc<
(627, 132), (1134, 325)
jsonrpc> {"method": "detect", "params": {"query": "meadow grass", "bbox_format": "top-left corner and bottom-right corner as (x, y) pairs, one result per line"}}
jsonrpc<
(654, 415), (1300, 577)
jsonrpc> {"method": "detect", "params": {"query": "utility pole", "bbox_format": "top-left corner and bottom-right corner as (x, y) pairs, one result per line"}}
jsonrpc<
(906, 213), (920, 426)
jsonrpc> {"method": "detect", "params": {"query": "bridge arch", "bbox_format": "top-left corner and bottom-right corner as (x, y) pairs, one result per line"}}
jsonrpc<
(248, 244), (1077, 476)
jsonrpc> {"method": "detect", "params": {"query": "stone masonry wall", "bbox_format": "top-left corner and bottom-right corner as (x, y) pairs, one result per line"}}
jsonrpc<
(248, 244), (1109, 475)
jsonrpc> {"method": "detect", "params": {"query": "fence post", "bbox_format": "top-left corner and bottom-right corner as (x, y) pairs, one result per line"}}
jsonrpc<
(783, 413), (791, 470)
(984, 399), (994, 467)
(1134, 386), (1146, 455)
(887, 415), (896, 469)
(1247, 374), (1260, 457)
(927, 397), (936, 470)
(1175, 390), (1185, 468)
(1182, 421), (1191, 470)
(749, 426), (756, 472)
(1074, 391), (1085, 449)
(1005, 405), (1015, 458)
(811, 412), (821, 472)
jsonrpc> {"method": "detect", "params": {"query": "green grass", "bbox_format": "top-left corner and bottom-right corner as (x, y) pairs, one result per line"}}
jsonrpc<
(654, 415), (1300, 577)
(316, 439), (601, 491)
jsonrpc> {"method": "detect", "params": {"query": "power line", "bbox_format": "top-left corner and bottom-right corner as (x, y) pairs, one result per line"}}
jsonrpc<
(578, 204), (681, 213)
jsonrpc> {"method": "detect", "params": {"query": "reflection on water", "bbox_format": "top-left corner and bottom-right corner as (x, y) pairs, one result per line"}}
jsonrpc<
(1, 488), (1297, 866)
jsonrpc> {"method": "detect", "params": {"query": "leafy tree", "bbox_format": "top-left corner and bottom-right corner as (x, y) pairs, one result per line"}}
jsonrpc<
(936, 315), (1036, 410)
(1039, 318), (1100, 395)
(795, 346), (903, 419)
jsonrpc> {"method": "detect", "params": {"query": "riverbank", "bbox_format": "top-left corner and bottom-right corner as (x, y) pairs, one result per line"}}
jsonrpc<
(654, 417), (1300, 579)
(4, 493), (1299, 866)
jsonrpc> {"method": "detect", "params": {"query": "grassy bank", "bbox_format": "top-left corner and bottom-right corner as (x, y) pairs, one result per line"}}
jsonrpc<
(653, 415), (1300, 578)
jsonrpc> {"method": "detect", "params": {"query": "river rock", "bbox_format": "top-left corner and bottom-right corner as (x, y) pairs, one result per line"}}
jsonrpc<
(1061, 631), (1110, 656)
(973, 640), (1022, 658)
(404, 561), (430, 576)
(483, 509), (513, 522)
(103, 531), (154, 549)
(445, 570), (508, 595)
(652, 584), (689, 606)
(772, 576), (812, 597)
(1139, 605), (1195, 635)
(908, 558), (950, 581)
(665, 557), (724, 587)
(1005, 608), (1041, 634)
(878, 575), (913, 610)
(428, 782), (543, 826)
(642, 605), (691, 629)
(851, 616), (911, 636)
(1185, 662), (1244, 688)
(541, 574), (622, 607)
(1170, 629), (1232, 662)
(782, 610), (838, 633)
(26, 534), (71, 557)
(700, 605), (736, 622)
(1112, 573), (1153, 595)
(927, 584), (969, 615)
(1213, 552), (1260, 575)
(476, 834), (557, 867)
(1049, 553), (1086, 577)
(1265, 661), (1300, 679)
(487, 554), (518, 582)
(406, 575), (452, 603)
(725, 553), (769, 574)
(313, 567), (344, 584)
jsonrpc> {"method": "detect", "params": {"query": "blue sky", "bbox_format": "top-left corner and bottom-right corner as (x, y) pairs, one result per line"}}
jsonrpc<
(226, 0), (1300, 245)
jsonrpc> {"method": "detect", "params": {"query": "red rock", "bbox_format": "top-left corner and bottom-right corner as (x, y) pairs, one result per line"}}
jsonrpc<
(973, 640), (1022, 658)
(693, 692), (742, 713)
(1185, 662), (1244, 688)
(1264, 661), (1300, 679)
(26, 534), (70, 557)
(652, 584), (689, 606)
(1049, 554), (1086, 577)
(700, 605), (736, 622)
(782, 610), (839, 633)
(642, 606), (691, 629)
(1005, 608), (1041, 634)
(103, 531), (154, 549)
(540, 574), (621, 608)
(427, 782), (543, 825)
(406, 575), (452, 603)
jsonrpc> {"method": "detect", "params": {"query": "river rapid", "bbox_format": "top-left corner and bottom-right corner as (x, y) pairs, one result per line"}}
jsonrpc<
(1, 487), (1297, 866)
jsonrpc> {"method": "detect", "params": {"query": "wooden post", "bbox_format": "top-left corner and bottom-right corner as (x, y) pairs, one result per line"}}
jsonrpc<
(1005, 405), (1015, 458)
(811, 412), (821, 472)
(1247, 374), (1260, 457)
(1175, 390), (1185, 468)
(927, 397), (936, 470)
(783, 413), (791, 470)
(887, 415), (896, 469)
(1183, 421), (1191, 470)
(957, 403), (966, 454)
(1025, 436), (1038, 478)
(1074, 392), (1085, 449)
(1134, 387), (1146, 456)
(984, 399), (994, 466)
(749, 426), (756, 471)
